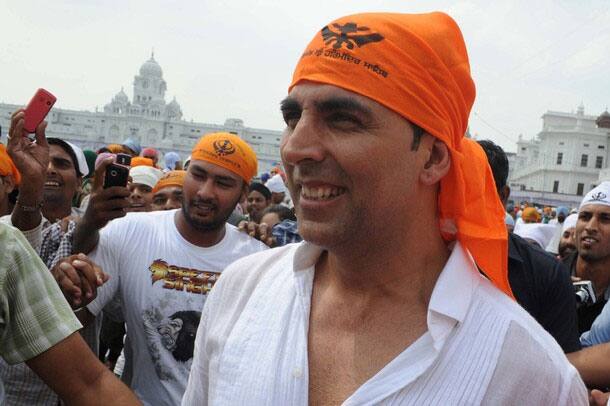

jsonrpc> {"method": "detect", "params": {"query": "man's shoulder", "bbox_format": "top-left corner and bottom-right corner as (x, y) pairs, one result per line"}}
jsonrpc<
(224, 223), (271, 253)
(475, 277), (568, 356)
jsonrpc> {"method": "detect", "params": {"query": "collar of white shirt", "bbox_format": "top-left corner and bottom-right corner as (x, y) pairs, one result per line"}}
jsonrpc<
(289, 240), (483, 404)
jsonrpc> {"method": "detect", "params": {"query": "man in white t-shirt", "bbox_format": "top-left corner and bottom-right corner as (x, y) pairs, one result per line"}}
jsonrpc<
(59, 132), (267, 405)
(182, 12), (587, 405)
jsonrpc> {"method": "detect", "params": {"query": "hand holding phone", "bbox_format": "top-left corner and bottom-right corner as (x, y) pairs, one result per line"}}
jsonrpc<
(23, 88), (56, 134)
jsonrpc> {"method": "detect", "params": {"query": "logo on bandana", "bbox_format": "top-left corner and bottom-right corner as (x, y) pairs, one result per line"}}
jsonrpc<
(589, 191), (607, 202)
(321, 23), (384, 50)
(213, 139), (236, 156)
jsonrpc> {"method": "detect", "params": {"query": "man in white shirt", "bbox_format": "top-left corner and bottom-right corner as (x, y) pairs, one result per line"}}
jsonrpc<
(183, 12), (587, 405)
(57, 132), (268, 405)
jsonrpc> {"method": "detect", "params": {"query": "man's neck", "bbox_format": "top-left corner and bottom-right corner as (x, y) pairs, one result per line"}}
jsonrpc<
(42, 202), (72, 223)
(315, 231), (450, 308)
(174, 210), (226, 248)
(576, 256), (610, 298)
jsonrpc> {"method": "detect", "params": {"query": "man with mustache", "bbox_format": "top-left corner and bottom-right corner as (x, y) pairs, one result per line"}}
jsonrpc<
(60, 132), (268, 405)
(563, 182), (610, 334)
(183, 12), (585, 405)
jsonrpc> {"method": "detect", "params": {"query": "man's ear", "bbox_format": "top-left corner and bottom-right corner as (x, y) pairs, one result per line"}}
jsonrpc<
(500, 185), (511, 205)
(420, 138), (451, 186)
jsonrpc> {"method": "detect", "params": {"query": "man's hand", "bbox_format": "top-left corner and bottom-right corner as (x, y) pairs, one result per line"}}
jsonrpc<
(82, 157), (130, 230)
(51, 253), (109, 308)
(590, 390), (609, 406)
(6, 109), (49, 198)
(238, 220), (276, 247)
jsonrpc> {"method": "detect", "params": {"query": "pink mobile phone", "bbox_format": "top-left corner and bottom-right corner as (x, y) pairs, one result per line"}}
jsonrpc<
(23, 88), (57, 133)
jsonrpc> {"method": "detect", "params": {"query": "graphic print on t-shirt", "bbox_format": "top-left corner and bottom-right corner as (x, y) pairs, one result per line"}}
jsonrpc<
(142, 259), (220, 383)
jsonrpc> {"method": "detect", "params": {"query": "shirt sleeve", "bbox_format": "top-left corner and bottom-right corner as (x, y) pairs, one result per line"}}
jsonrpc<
(86, 221), (124, 316)
(0, 215), (45, 254)
(580, 300), (610, 347)
(0, 225), (82, 364)
(541, 261), (581, 353)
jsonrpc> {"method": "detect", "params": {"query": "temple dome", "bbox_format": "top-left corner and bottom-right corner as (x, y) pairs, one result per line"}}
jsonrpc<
(139, 54), (163, 77)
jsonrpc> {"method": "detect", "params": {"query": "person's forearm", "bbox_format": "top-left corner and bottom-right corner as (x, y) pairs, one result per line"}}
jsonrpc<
(11, 188), (43, 232)
(72, 218), (101, 255)
(62, 367), (141, 405)
(568, 343), (610, 387)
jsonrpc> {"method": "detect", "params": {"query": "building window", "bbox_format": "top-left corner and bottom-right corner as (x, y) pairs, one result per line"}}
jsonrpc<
(577, 183), (585, 196)
(556, 152), (563, 165)
(596, 156), (604, 169)
(521, 147), (526, 152)
(599, 145), (605, 150)
(559, 142), (564, 146)
(581, 154), (588, 167)
(553, 181), (559, 193)
(584, 143), (590, 147)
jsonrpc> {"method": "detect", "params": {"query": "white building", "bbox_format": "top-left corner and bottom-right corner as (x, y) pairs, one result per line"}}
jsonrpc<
(0, 53), (283, 173)
(509, 105), (610, 207)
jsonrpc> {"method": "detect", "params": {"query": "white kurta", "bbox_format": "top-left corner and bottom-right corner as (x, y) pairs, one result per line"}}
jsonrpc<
(183, 241), (587, 405)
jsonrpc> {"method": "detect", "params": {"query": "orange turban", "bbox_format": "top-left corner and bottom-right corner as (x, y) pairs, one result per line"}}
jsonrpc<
(290, 12), (511, 297)
(522, 207), (541, 223)
(191, 132), (257, 183)
(131, 157), (154, 168)
(107, 144), (129, 154)
(0, 144), (20, 185)
(153, 170), (186, 193)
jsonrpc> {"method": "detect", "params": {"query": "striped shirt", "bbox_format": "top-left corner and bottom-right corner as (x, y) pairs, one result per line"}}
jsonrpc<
(0, 223), (81, 404)
(183, 241), (587, 405)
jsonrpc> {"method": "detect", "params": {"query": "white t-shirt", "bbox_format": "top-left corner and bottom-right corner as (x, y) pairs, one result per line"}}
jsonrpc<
(182, 241), (587, 405)
(88, 209), (267, 406)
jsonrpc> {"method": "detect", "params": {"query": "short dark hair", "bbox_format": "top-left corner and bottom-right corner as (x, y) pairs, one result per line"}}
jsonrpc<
(477, 139), (509, 192)
(411, 123), (425, 151)
(47, 138), (82, 177)
(249, 182), (272, 200)
(262, 204), (296, 222)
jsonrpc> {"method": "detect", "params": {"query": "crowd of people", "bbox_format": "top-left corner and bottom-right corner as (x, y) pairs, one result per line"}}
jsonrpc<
(2, 10), (610, 406)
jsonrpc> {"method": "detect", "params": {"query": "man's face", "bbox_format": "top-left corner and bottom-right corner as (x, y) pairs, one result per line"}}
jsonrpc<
(127, 182), (154, 212)
(181, 160), (244, 232)
(260, 212), (281, 228)
(247, 190), (270, 223)
(576, 205), (610, 262)
(280, 83), (426, 248)
(271, 191), (285, 205)
(152, 186), (183, 211)
(558, 227), (577, 260)
(44, 144), (80, 207)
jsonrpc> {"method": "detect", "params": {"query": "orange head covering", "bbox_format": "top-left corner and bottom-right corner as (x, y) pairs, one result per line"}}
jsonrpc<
(191, 132), (257, 183)
(290, 12), (511, 297)
(107, 144), (129, 154)
(131, 157), (154, 168)
(522, 207), (541, 223)
(0, 144), (20, 185)
(153, 170), (186, 193)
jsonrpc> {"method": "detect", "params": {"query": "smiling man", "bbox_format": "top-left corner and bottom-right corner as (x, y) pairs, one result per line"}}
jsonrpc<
(563, 182), (610, 333)
(183, 12), (586, 405)
(61, 132), (267, 406)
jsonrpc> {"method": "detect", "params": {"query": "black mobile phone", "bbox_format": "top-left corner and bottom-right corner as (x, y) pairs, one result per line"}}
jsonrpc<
(103, 163), (129, 188)
(116, 153), (132, 166)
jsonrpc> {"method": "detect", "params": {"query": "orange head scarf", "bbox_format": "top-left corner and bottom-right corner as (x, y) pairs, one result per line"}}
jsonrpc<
(131, 156), (154, 168)
(191, 132), (257, 183)
(153, 170), (186, 193)
(290, 12), (511, 297)
(0, 144), (21, 185)
(522, 207), (541, 223)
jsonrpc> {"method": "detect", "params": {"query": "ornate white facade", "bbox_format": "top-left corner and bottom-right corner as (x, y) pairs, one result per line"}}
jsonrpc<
(509, 105), (610, 207)
(0, 54), (283, 173)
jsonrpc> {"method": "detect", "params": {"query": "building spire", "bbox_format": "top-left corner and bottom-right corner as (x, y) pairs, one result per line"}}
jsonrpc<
(151, 48), (155, 60)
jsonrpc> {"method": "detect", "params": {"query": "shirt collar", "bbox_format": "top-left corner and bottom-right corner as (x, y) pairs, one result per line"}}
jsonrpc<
(291, 240), (481, 351)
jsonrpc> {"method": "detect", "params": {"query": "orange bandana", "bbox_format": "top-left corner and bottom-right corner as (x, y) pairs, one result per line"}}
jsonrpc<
(191, 132), (257, 183)
(131, 157), (154, 168)
(522, 207), (540, 223)
(290, 12), (511, 297)
(0, 144), (20, 185)
(153, 170), (186, 193)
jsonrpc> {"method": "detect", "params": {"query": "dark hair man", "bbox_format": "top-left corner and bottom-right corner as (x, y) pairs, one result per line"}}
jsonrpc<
(152, 170), (186, 211)
(559, 213), (578, 261)
(57, 132), (268, 405)
(247, 182), (271, 223)
(563, 182), (610, 334)
(478, 139), (580, 353)
(183, 13), (585, 404)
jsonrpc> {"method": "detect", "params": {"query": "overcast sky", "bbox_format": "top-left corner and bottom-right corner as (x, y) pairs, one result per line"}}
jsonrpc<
(1, 0), (608, 152)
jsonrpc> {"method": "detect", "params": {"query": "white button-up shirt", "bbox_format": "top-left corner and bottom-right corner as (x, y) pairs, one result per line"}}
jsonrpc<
(182, 242), (587, 405)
